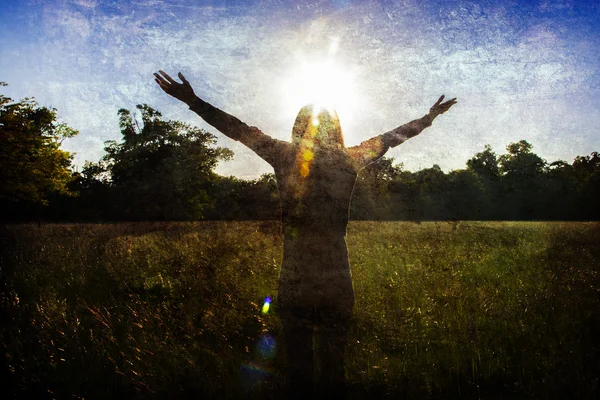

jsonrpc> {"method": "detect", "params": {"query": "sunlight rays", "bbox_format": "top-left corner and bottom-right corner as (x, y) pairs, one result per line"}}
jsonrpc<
(280, 41), (361, 128)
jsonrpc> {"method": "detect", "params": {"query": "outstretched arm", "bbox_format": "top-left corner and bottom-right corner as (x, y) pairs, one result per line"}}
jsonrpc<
(347, 95), (457, 169)
(154, 70), (288, 166)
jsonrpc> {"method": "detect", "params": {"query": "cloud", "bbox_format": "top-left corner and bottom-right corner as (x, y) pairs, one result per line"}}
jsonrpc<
(70, 0), (98, 9)
(2, 0), (599, 176)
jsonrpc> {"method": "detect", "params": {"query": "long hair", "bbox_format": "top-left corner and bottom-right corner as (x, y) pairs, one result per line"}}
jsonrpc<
(291, 105), (346, 179)
(291, 105), (344, 149)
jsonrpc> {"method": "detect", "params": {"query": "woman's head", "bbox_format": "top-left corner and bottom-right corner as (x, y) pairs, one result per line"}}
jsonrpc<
(292, 105), (344, 150)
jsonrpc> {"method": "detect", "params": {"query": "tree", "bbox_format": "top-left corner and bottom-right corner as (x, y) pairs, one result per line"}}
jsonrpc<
(209, 173), (279, 220)
(0, 83), (78, 221)
(351, 157), (401, 220)
(498, 140), (547, 219)
(467, 144), (500, 181)
(85, 104), (233, 220)
(388, 169), (421, 220)
(499, 140), (546, 178)
(543, 160), (576, 219)
(466, 145), (501, 219)
(571, 152), (600, 219)
(445, 169), (483, 220)
(413, 164), (449, 220)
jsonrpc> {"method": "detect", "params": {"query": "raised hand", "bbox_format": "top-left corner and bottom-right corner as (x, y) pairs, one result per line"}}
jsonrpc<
(154, 70), (197, 105)
(428, 95), (457, 118)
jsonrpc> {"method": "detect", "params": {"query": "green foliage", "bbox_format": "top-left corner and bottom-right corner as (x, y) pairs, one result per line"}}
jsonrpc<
(1, 222), (599, 398)
(84, 105), (233, 220)
(3, 79), (595, 222)
(209, 173), (280, 220)
(467, 144), (500, 181)
(351, 157), (401, 220)
(571, 152), (600, 219)
(350, 140), (600, 221)
(0, 82), (77, 208)
(347, 221), (600, 398)
(1, 222), (283, 398)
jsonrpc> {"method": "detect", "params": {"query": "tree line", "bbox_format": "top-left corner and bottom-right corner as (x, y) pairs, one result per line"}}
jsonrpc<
(1, 84), (598, 223)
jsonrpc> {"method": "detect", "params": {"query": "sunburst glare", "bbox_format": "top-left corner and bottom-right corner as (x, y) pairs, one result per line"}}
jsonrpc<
(281, 43), (361, 127)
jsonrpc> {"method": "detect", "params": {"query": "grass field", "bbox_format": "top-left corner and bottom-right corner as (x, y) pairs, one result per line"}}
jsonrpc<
(1, 221), (599, 399)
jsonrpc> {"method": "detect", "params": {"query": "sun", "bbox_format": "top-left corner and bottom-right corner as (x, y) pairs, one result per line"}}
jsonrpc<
(280, 46), (361, 126)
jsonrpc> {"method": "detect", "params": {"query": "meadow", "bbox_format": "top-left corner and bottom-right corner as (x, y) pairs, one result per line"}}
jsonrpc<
(1, 221), (598, 399)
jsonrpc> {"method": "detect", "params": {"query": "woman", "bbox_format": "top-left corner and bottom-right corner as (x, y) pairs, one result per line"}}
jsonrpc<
(154, 70), (456, 396)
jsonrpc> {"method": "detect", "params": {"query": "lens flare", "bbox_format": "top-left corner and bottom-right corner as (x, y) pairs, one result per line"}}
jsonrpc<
(282, 59), (358, 114)
(261, 296), (271, 314)
(280, 40), (361, 127)
(239, 333), (278, 388)
(300, 162), (310, 177)
(257, 334), (277, 360)
(302, 149), (314, 161)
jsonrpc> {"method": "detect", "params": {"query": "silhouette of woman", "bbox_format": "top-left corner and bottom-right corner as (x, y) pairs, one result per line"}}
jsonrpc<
(154, 70), (456, 397)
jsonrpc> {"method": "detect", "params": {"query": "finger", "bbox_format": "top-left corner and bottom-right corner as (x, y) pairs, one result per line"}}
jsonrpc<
(439, 99), (457, 113)
(155, 79), (169, 91)
(159, 70), (177, 84)
(435, 95), (445, 106)
(178, 72), (189, 84)
(154, 72), (170, 86)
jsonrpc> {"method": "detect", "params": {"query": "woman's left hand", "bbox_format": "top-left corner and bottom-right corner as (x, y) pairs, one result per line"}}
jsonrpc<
(429, 95), (457, 118)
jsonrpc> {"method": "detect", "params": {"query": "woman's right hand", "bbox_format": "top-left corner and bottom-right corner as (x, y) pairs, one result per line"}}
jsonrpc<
(154, 70), (197, 106)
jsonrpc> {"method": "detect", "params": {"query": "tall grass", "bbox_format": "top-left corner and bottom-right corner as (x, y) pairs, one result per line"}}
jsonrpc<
(1, 222), (598, 399)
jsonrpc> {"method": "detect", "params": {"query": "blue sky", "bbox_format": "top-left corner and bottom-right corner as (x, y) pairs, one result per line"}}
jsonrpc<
(1, 0), (599, 178)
